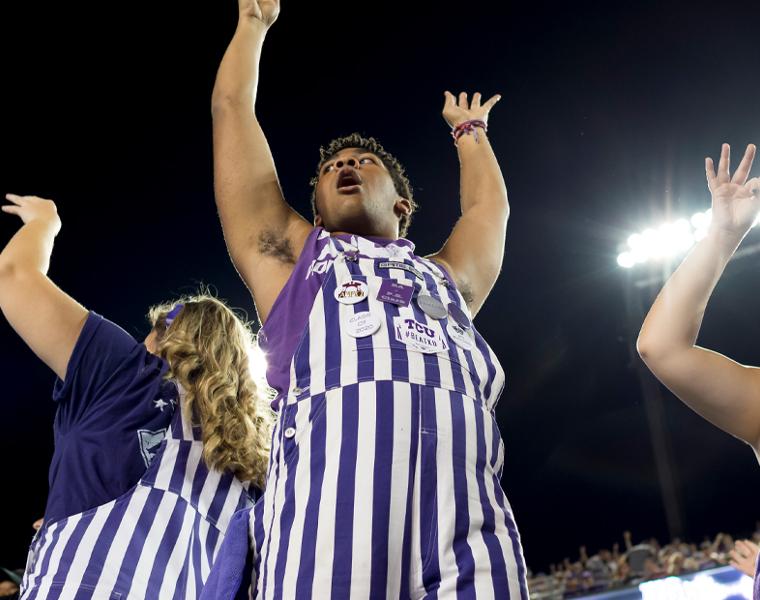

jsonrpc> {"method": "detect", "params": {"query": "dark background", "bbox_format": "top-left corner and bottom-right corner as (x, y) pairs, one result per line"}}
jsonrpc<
(1, 0), (758, 574)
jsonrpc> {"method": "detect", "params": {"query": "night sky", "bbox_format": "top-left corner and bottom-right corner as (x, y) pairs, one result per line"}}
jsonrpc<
(2, 0), (759, 574)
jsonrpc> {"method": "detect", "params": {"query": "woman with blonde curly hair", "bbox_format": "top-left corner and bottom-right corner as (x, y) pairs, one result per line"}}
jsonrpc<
(0, 193), (273, 599)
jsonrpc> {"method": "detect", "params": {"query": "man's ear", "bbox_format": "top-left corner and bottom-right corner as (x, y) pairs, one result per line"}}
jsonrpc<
(314, 214), (323, 227)
(394, 197), (412, 218)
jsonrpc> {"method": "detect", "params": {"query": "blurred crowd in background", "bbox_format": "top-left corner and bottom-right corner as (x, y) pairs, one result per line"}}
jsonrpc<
(528, 525), (760, 599)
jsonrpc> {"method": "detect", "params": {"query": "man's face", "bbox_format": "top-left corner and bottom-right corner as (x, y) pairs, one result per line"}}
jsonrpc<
(313, 147), (409, 238)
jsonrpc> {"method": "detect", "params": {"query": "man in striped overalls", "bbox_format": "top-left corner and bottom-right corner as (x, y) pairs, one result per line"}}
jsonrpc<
(207, 0), (529, 597)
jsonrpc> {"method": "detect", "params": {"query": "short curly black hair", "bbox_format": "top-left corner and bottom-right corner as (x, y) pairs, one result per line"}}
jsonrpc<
(310, 133), (417, 238)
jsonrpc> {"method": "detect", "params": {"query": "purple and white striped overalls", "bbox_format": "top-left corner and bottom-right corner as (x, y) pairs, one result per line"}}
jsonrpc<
(250, 228), (529, 599)
(20, 386), (254, 600)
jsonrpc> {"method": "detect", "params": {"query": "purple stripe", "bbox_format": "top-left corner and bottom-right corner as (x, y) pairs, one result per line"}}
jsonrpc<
(399, 384), (421, 598)
(489, 422), (529, 599)
(70, 498), (133, 596)
(369, 381), (394, 600)
(235, 489), (253, 513)
(448, 392), (477, 598)
(43, 511), (98, 600)
(204, 524), (221, 570)
(474, 333), (498, 405)
(443, 293), (481, 404)
(251, 498), (266, 599)
(116, 487), (168, 596)
(190, 462), (211, 509)
(419, 386), (441, 592)
(271, 402), (302, 600)
(293, 328), (312, 395)
(323, 269), (343, 391)
(460, 342), (485, 405)
(171, 413), (184, 439)
(472, 404), (511, 598)
(206, 472), (235, 526)
(168, 441), (191, 492)
(330, 385), (360, 597)
(191, 513), (204, 594)
(145, 498), (190, 593)
(293, 392), (328, 598)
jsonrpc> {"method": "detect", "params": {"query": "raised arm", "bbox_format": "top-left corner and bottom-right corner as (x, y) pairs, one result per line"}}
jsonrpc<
(211, 0), (312, 323)
(0, 195), (88, 380)
(637, 143), (760, 453)
(428, 91), (509, 316)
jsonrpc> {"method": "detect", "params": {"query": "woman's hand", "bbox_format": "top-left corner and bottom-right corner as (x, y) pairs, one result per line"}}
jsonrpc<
(238, 0), (280, 28)
(706, 143), (760, 242)
(2, 194), (61, 235)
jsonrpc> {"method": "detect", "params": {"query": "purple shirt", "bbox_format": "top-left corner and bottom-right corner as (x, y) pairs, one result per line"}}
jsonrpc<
(754, 553), (759, 600)
(45, 312), (177, 523)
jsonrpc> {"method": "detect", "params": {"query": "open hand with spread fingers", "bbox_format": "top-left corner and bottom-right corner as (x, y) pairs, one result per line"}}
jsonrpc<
(442, 91), (501, 129)
(238, 0), (280, 27)
(706, 143), (760, 240)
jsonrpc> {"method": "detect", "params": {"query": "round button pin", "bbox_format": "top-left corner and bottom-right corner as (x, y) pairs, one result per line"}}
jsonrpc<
(284, 427), (296, 439)
(344, 311), (381, 338)
(447, 302), (472, 330)
(334, 280), (369, 305)
(446, 321), (475, 351)
(416, 294), (447, 319)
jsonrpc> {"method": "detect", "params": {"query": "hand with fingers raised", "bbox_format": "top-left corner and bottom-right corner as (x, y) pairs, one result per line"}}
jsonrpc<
(2, 194), (61, 234)
(238, 0), (280, 27)
(442, 91), (501, 129)
(706, 143), (760, 241)
(728, 539), (759, 578)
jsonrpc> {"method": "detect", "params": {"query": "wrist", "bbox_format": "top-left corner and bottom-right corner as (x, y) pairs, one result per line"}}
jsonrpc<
(451, 120), (487, 146)
(237, 15), (270, 37)
(704, 226), (743, 256)
(29, 216), (61, 237)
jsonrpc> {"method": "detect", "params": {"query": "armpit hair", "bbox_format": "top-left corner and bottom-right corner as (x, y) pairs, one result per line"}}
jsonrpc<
(258, 230), (297, 265)
(459, 282), (475, 306)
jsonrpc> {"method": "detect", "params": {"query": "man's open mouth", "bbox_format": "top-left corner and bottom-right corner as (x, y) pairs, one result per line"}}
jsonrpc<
(337, 169), (363, 191)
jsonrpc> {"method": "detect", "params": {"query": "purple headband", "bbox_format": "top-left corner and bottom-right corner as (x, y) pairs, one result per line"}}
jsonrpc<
(165, 304), (184, 327)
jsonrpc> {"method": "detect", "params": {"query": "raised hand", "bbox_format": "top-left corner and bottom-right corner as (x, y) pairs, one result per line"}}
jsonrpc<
(2, 194), (61, 233)
(442, 91), (501, 129)
(238, 0), (280, 27)
(705, 143), (760, 240)
(728, 539), (759, 578)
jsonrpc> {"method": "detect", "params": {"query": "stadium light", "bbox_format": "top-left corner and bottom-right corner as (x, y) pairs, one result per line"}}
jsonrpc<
(617, 209), (760, 268)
